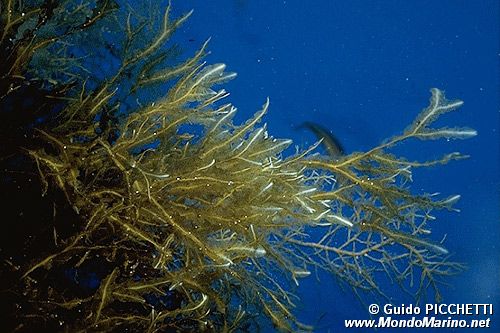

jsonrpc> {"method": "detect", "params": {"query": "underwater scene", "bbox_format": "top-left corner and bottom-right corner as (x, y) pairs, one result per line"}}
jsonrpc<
(0, 0), (498, 332)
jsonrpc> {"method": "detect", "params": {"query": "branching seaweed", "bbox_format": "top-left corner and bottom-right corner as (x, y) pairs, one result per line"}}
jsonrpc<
(0, 1), (476, 332)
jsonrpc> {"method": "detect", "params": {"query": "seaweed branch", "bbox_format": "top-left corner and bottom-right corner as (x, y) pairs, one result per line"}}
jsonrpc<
(0, 1), (475, 332)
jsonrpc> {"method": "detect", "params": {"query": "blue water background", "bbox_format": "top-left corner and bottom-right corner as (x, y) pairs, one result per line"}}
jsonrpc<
(167, 1), (499, 331)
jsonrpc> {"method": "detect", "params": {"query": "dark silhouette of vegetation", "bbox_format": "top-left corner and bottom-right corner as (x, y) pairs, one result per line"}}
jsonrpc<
(0, 1), (476, 332)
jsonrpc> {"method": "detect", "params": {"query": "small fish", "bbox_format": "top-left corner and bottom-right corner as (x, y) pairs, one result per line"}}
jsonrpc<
(298, 121), (344, 157)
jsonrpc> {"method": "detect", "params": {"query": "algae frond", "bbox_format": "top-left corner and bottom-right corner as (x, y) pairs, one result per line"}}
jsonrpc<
(0, 1), (476, 332)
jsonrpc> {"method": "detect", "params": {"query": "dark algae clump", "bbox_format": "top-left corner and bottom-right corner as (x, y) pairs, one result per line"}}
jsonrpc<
(0, 1), (477, 332)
